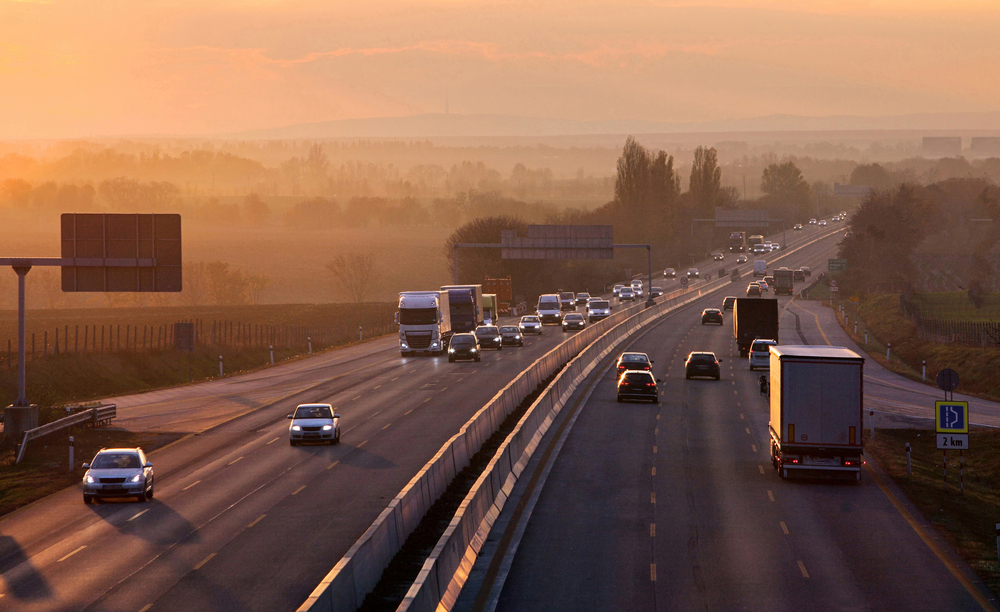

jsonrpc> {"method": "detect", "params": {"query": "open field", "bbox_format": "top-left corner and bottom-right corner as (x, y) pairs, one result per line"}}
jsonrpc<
(911, 291), (1000, 321)
(0, 427), (184, 518)
(0, 302), (395, 409)
(867, 428), (1000, 599)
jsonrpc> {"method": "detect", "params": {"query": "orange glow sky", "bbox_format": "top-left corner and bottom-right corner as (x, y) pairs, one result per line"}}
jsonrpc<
(1, 0), (999, 138)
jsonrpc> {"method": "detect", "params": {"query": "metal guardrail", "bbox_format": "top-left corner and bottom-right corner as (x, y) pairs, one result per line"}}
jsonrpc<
(15, 403), (117, 464)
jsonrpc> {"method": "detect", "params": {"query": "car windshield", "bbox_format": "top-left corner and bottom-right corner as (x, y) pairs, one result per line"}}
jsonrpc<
(92, 453), (141, 469)
(590, 301), (609, 308)
(689, 354), (716, 364)
(500, 326), (519, 333)
(622, 354), (648, 363)
(476, 327), (499, 337)
(521, 317), (538, 323)
(452, 336), (475, 345)
(398, 308), (437, 325)
(565, 314), (583, 321)
(578, 293), (590, 298)
(623, 372), (653, 383)
(538, 298), (559, 308)
(294, 405), (332, 419)
(752, 341), (776, 351)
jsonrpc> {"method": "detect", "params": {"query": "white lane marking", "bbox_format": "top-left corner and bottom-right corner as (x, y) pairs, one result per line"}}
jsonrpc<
(767, 490), (775, 502)
(651, 492), (656, 504)
(292, 485), (306, 496)
(193, 553), (216, 570)
(391, 377), (399, 382)
(404, 408), (414, 415)
(352, 395), (362, 400)
(247, 514), (267, 528)
(650, 523), (656, 537)
(651, 467), (656, 476)
(653, 446), (657, 454)
(58, 545), (86, 562)
(651, 563), (657, 581)
(266, 437), (280, 445)
(228, 456), (244, 466)
(745, 428), (751, 434)
(751, 444), (757, 453)
(381, 422), (392, 430)
(798, 560), (810, 578)
(182, 480), (201, 491)
(758, 465), (765, 474)
(138, 605), (152, 612)
(127, 509), (149, 522)
(781, 521), (789, 535)
(373, 385), (382, 390)
(327, 461), (339, 470)
(357, 440), (368, 448)
(740, 413), (744, 420)
(422, 398), (431, 404)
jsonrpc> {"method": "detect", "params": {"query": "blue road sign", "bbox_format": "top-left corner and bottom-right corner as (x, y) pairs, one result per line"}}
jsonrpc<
(935, 401), (969, 434)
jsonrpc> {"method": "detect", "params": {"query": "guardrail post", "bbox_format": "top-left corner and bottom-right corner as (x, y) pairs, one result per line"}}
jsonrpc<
(308, 336), (312, 355)
(886, 343), (891, 360)
(906, 442), (911, 476)
(869, 410), (875, 440)
(359, 326), (363, 342)
(269, 345), (274, 365)
(69, 435), (74, 473)
(922, 360), (926, 381)
(996, 523), (999, 569)
(219, 356), (224, 377)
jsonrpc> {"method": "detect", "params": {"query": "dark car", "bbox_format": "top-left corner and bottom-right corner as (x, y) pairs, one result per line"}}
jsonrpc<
(562, 313), (586, 332)
(499, 325), (523, 347)
(616, 352), (653, 376)
(649, 287), (663, 298)
(448, 333), (481, 362)
(663, 268), (676, 278)
(685, 352), (722, 380)
(575, 292), (591, 306)
(559, 291), (576, 311)
(475, 325), (503, 350)
(722, 296), (737, 311)
(763, 275), (774, 287)
(793, 269), (806, 282)
(617, 370), (660, 403)
(746, 283), (762, 297)
(801, 266), (811, 277)
(701, 308), (724, 325)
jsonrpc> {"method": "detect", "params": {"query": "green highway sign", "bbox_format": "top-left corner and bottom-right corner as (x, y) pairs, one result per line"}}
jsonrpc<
(828, 258), (848, 272)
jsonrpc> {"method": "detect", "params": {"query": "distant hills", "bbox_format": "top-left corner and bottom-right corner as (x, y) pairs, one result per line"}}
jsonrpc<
(222, 111), (1000, 140)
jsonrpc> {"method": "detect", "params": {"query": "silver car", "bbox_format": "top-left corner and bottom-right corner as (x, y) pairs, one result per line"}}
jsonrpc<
(288, 403), (341, 446)
(518, 315), (542, 335)
(82, 448), (154, 504)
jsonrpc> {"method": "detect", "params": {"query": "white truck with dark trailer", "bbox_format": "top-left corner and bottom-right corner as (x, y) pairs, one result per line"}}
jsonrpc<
(395, 291), (452, 356)
(768, 346), (865, 481)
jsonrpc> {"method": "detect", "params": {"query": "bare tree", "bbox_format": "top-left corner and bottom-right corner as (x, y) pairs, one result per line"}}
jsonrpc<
(246, 274), (272, 305)
(689, 146), (721, 214)
(326, 253), (380, 303)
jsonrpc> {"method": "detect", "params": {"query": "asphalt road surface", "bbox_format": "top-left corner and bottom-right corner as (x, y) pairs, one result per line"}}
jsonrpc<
(0, 224), (840, 612)
(483, 238), (998, 612)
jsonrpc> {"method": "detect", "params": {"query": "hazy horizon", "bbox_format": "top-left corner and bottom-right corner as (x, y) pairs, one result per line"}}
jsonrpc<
(3, 1), (1000, 139)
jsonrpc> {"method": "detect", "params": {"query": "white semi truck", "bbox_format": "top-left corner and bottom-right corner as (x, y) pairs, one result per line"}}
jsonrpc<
(395, 291), (452, 356)
(768, 346), (865, 481)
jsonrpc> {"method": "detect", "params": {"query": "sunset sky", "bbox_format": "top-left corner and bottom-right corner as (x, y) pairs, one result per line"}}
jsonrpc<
(1, 0), (999, 139)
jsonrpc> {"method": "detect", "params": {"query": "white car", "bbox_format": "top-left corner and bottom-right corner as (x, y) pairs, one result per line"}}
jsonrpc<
(631, 280), (643, 297)
(518, 315), (542, 335)
(612, 284), (624, 297)
(288, 403), (341, 446)
(749, 339), (777, 370)
(82, 448), (154, 504)
(752, 244), (768, 254)
(818, 219), (827, 226)
(587, 299), (611, 322)
(619, 287), (635, 301)
(763, 241), (774, 252)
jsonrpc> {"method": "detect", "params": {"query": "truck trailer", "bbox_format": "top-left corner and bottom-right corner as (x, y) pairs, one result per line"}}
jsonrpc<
(482, 294), (499, 325)
(768, 346), (865, 481)
(772, 268), (794, 296)
(440, 285), (484, 333)
(733, 298), (779, 357)
(396, 291), (452, 356)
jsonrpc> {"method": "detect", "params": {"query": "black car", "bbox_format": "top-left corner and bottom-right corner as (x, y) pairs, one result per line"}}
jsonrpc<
(793, 269), (806, 282)
(448, 333), (480, 362)
(685, 352), (722, 380)
(801, 266), (811, 277)
(575, 292), (591, 306)
(617, 370), (660, 403)
(616, 352), (653, 376)
(474, 326), (503, 350)
(649, 287), (663, 298)
(499, 325), (524, 347)
(562, 313), (586, 332)
(701, 308), (724, 325)
(722, 296), (737, 311)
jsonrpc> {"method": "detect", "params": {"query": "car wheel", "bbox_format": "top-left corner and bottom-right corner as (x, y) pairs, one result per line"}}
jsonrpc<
(749, 365), (754, 371)
(289, 439), (298, 446)
(83, 494), (94, 504)
(448, 356), (455, 363)
(498, 345), (503, 351)
(715, 374), (721, 381)
(335, 430), (341, 445)
(147, 483), (154, 500)
(475, 356), (481, 362)
(138, 483), (149, 503)
(519, 341), (524, 347)
(616, 396), (623, 403)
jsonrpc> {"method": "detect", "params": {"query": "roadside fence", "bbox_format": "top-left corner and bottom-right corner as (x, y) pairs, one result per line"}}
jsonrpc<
(899, 295), (1000, 348)
(16, 403), (117, 464)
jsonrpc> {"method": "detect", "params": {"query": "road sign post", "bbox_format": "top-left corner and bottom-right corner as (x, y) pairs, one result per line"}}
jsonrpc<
(935, 398), (969, 491)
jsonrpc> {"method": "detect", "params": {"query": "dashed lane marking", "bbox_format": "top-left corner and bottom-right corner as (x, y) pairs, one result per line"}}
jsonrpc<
(651, 492), (656, 504)
(193, 553), (216, 570)
(798, 560), (810, 578)
(745, 427), (751, 434)
(248, 514), (266, 528)
(228, 456), (243, 466)
(651, 467), (656, 476)
(740, 413), (744, 420)
(404, 409), (414, 415)
(58, 545), (86, 562)
(734, 391), (738, 395)
(266, 437), (280, 445)
(138, 605), (152, 612)
(182, 480), (201, 491)
(780, 521), (789, 535)
(292, 485), (306, 495)
(423, 398), (432, 403)
(751, 444), (757, 453)
(391, 377), (399, 381)
(352, 395), (362, 400)
(758, 465), (765, 474)
(767, 490), (775, 502)
(382, 422), (392, 430)
(373, 385), (382, 390)
(651, 564), (657, 582)
(327, 461), (339, 470)
(357, 440), (368, 448)
(128, 509), (149, 522)
(650, 523), (656, 537)
(653, 445), (657, 454)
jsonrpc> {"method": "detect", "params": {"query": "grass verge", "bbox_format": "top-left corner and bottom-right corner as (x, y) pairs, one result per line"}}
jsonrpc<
(912, 292), (1000, 321)
(867, 428), (1000, 599)
(0, 426), (183, 518)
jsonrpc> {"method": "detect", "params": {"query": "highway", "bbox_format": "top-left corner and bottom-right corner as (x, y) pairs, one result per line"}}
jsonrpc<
(465, 232), (999, 612)
(0, 223), (841, 612)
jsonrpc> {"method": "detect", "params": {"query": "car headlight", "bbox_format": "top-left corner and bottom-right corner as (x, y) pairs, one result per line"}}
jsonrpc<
(449, 348), (456, 353)
(130, 474), (142, 483)
(431, 341), (440, 348)
(85, 474), (95, 484)
(291, 425), (302, 431)
(471, 348), (478, 352)
(322, 424), (333, 431)
(400, 341), (409, 349)
(515, 335), (521, 340)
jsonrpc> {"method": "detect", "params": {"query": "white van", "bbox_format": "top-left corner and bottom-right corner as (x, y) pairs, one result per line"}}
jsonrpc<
(753, 260), (767, 277)
(536, 294), (563, 324)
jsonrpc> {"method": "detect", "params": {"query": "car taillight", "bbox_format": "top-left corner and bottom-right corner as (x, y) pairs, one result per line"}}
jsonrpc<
(646, 383), (655, 387)
(788, 458), (799, 464)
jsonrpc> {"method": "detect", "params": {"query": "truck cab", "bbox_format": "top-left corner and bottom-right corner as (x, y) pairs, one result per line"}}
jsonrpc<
(396, 291), (451, 356)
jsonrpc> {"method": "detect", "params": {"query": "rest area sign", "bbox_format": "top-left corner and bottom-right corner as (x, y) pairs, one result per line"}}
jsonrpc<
(935, 401), (969, 434)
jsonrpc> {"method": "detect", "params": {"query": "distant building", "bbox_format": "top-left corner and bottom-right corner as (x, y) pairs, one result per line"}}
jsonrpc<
(922, 136), (962, 157)
(833, 183), (872, 198)
(970, 137), (1000, 157)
